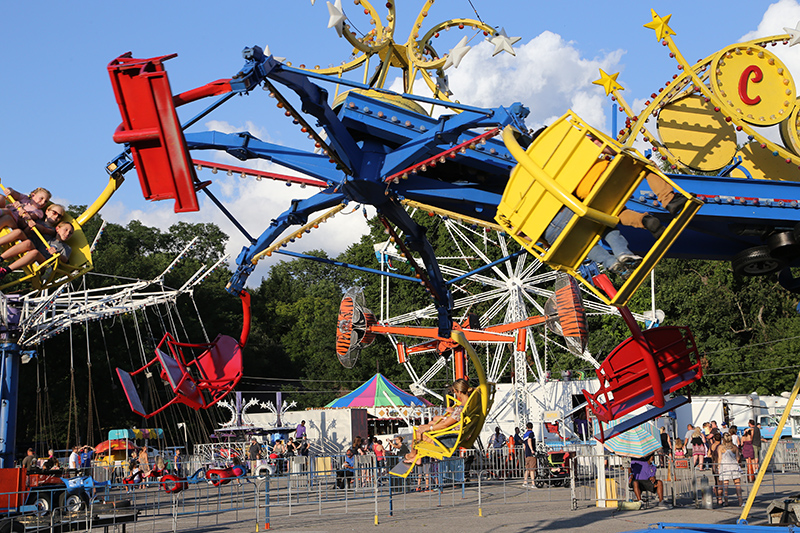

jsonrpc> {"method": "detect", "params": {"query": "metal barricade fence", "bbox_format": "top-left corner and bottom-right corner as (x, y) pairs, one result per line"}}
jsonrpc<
(8, 442), (800, 531)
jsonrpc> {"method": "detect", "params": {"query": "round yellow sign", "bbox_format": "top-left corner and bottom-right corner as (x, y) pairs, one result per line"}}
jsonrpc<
(710, 45), (795, 126)
(657, 94), (737, 171)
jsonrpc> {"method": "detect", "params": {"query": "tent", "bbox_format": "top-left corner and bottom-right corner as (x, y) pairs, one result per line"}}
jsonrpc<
(326, 373), (431, 408)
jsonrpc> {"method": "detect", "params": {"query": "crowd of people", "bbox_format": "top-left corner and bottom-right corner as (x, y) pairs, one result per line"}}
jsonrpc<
(642, 419), (764, 507)
(672, 420), (762, 482)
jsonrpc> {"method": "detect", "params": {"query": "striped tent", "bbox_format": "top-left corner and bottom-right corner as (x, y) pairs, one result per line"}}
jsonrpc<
(326, 373), (431, 408)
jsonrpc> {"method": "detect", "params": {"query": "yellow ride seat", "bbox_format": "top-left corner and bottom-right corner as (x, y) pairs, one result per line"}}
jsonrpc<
(0, 210), (92, 292)
(389, 331), (495, 479)
(497, 110), (702, 306)
(414, 383), (495, 461)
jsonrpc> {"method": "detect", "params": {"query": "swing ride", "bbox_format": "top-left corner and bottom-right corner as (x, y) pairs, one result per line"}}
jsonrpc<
(116, 289), (250, 419)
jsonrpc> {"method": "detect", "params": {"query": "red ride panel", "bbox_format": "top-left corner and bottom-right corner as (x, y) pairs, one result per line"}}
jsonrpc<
(583, 326), (702, 424)
(108, 53), (200, 213)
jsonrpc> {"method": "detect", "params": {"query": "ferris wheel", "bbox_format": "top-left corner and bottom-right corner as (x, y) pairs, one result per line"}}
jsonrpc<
(373, 210), (652, 405)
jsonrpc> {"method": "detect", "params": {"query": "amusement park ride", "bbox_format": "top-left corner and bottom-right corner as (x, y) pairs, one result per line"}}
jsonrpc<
(1, 0), (800, 502)
(94, 3), (800, 450)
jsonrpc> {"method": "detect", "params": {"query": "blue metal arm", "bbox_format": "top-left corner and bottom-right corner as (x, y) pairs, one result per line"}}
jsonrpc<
(379, 104), (529, 177)
(226, 190), (347, 294)
(185, 132), (340, 185)
(234, 46), (362, 175)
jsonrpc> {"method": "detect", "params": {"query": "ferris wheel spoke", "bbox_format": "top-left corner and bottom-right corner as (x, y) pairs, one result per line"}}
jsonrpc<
(518, 255), (546, 279)
(452, 287), (508, 309)
(527, 336), (546, 383)
(449, 223), (512, 280)
(440, 265), (509, 288)
(519, 289), (547, 316)
(486, 343), (506, 382)
(443, 220), (475, 273)
(478, 292), (512, 326)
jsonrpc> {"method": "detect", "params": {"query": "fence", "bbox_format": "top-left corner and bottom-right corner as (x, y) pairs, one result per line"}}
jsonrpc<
(11, 439), (800, 531)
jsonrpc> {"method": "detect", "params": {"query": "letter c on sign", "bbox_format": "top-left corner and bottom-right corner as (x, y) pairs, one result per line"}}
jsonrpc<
(739, 65), (763, 105)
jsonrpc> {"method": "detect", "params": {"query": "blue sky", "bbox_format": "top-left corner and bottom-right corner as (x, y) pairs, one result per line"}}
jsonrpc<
(2, 0), (798, 281)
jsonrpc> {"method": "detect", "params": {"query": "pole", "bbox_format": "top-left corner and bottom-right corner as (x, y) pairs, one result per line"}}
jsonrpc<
(0, 344), (20, 468)
(739, 371), (800, 523)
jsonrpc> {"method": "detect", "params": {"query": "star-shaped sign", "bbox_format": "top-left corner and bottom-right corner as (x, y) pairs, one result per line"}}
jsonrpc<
(784, 20), (800, 47)
(488, 27), (521, 57)
(443, 36), (471, 70)
(264, 45), (286, 63)
(593, 69), (623, 96)
(644, 10), (676, 42)
(327, 0), (346, 38)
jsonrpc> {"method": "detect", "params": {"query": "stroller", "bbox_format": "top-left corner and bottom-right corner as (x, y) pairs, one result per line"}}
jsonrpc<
(534, 443), (572, 488)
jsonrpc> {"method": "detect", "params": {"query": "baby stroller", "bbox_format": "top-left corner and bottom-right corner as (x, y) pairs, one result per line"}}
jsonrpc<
(534, 444), (572, 488)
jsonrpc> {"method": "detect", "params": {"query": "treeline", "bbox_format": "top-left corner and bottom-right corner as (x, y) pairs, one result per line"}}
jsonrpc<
(14, 209), (800, 453)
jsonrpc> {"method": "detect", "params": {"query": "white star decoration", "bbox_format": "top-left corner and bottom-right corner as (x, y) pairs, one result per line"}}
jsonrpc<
(264, 45), (286, 63)
(327, 0), (346, 38)
(443, 36), (471, 70)
(784, 21), (800, 47)
(488, 27), (521, 57)
(311, 0), (316, 4)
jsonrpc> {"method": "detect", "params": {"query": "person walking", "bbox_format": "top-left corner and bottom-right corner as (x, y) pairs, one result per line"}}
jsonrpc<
(521, 422), (537, 488)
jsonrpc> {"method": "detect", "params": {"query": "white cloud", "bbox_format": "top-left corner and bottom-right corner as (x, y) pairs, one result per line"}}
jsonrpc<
(740, 0), (800, 80)
(445, 32), (625, 130)
(101, 150), (369, 289)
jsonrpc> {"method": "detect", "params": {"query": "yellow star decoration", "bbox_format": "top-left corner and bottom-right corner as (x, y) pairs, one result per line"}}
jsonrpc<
(593, 69), (623, 96)
(644, 10), (676, 41)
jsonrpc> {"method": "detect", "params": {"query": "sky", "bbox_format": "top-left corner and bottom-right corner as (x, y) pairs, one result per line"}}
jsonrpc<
(2, 0), (800, 286)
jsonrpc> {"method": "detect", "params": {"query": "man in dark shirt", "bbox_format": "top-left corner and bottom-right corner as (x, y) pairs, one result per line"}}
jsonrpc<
(630, 453), (671, 508)
(749, 419), (762, 460)
(389, 435), (410, 458)
(79, 445), (95, 474)
(248, 438), (261, 472)
(522, 422), (536, 488)
(21, 448), (36, 470)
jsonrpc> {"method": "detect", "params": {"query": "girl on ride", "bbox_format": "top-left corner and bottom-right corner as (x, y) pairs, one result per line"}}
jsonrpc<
(404, 379), (474, 465)
(0, 186), (51, 224)
(0, 203), (65, 248)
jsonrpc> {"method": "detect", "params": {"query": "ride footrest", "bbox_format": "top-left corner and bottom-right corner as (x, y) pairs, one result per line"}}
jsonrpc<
(389, 460), (416, 478)
(116, 369), (147, 418)
(593, 395), (690, 443)
(579, 195), (702, 306)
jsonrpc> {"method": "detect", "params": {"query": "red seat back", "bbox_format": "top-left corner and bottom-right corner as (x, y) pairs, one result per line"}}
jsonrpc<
(156, 348), (204, 409)
(192, 335), (243, 401)
(584, 326), (701, 423)
(107, 53), (200, 213)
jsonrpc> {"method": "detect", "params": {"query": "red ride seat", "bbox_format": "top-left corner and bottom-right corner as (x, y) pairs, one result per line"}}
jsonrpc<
(117, 291), (250, 418)
(107, 53), (233, 213)
(584, 326), (703, 442)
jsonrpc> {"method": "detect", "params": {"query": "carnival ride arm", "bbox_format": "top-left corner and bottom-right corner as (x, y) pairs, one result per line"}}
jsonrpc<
(226, 190), (347, 294)
(378, 104), (528, 179)
(184, 132), (341, 185)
